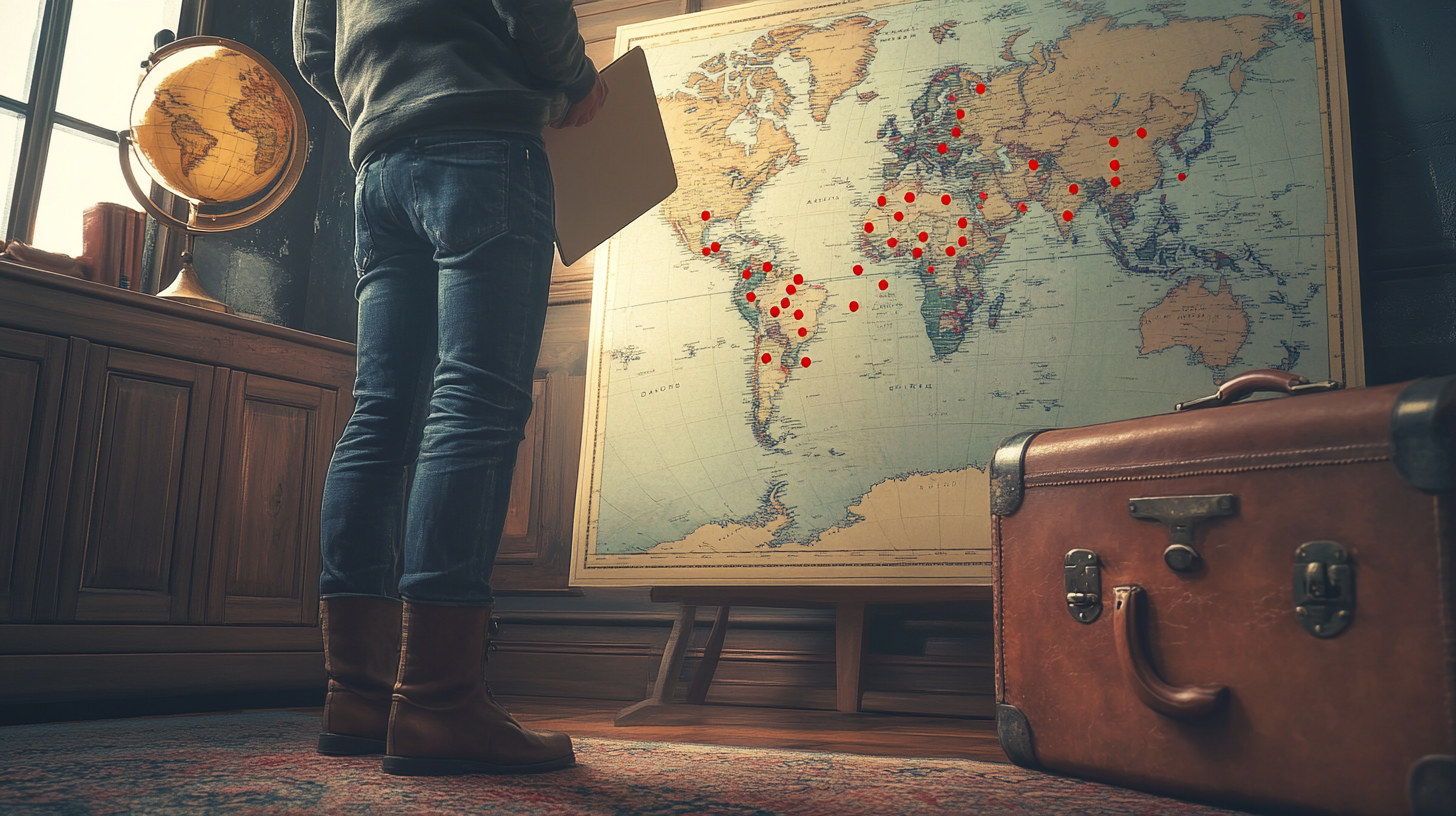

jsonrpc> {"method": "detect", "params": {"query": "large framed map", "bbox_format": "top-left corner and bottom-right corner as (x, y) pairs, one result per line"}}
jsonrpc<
(571, 0), (1361, 586)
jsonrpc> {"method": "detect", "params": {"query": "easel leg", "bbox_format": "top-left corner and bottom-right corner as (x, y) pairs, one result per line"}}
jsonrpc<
(835, 602), (867, 713)
(686, 605), (730, 705)
(615, 603), (696, 724)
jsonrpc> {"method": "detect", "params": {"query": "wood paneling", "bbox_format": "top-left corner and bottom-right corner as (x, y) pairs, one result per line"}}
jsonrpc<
(0, 327), (67, 622)
(0, 652), (325, 704)
(500, 378), (548, 545)
(56, 347), (214, 623)
(206, 372), (335, 625)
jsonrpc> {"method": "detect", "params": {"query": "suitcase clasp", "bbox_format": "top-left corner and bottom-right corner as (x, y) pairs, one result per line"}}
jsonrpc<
(1294, 540), (1355, 638)
(1064, 549), (1102, 623)
(1128, 494), (1237, 573)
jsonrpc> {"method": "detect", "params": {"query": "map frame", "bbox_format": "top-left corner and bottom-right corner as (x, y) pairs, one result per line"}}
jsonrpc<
(570, 0), (1363, 587)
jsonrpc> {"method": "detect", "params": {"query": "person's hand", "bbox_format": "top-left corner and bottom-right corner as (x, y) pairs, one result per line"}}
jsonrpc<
(553, 73), (608, 128)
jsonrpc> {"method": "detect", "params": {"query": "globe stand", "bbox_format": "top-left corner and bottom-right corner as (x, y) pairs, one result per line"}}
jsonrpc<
(156, 234), (232, 314)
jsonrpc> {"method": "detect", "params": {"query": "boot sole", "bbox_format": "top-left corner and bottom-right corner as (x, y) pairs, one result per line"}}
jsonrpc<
(381, 752), (576, 776)
(317, 732), (387, 756)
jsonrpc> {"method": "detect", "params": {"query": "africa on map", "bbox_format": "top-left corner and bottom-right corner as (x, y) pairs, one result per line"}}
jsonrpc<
(572, 0), (1359, 585)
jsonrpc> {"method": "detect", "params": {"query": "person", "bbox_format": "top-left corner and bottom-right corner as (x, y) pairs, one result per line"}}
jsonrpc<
(293, 0), (607, 776)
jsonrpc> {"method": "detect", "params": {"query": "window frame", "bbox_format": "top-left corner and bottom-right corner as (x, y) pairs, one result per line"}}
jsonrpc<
(3, 0), (209, 283)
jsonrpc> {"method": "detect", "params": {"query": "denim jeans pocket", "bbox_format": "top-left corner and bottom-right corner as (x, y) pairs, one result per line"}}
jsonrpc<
(354, 170), (377, 273)
(413, 139), (512, 255)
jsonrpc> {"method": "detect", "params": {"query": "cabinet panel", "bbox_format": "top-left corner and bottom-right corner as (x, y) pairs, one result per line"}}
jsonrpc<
(57, 347), (214, 623)
(0, 327), (68, 621)
(207, 371), (335, 625)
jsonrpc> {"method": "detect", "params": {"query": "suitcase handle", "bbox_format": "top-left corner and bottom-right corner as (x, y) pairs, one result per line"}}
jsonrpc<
(1114, 586), (1228, 719)
(1175, 369), (1341, 411)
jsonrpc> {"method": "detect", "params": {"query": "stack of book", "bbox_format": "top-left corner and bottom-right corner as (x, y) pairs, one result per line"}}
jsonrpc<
(81, 202), (147, 290)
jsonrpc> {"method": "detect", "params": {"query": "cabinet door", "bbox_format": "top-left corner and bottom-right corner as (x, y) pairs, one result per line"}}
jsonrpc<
(0, 327), (68, 621)
(204, 371), (336, 625)
(48, 346), (214, 623)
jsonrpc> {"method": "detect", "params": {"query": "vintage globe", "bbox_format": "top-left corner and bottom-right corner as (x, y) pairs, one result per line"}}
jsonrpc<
(129, 39), (298, 205)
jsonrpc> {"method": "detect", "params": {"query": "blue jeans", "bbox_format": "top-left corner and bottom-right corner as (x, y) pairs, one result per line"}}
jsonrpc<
(318, 131), (555, 607)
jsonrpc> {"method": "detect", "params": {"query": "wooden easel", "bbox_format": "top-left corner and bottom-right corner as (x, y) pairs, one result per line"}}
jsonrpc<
(614, 585), (991, 725)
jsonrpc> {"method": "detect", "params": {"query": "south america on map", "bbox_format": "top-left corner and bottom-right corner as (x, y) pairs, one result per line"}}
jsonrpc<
(574, 0), (1357, 585)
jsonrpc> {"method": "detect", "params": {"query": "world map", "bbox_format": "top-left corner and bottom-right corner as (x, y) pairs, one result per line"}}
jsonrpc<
(573, 0), (1357, 585)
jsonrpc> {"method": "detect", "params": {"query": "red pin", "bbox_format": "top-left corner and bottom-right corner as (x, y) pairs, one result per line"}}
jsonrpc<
(770, 306), (780, 317)
(975, 83), (986, 95)
(958, 217), (968, 228)
(1028, 159), (1040, 171)
(951, 126), (962, 137)
(702, 247), (711, 256)
(742, 269), (752, 279)
(746, 292), (756, 302)
(793, 273), (804, 284)
(852, 264), (864, 275)
(1109, 136), (1119, 148)
(888, 237), (898, 247)
(849, 301), (860, 312)
(801, 357), (811, 368)
(798, 327), (807, 337)
(918, 231), (929, 242)
(1018, 202), (1028, 212)
(979, 191), (988, 201)
(761, 353), (771, 364)
(701, 210), (711, 221)
(780, 297), (790, 308)
(1109, 159), (1120, 171)
(794, 309), (804, 320)
(1177, 172), (1187, 181)
(864, 222), (875, 233)
(1296, 11), (1305, 19)
(941, 194), (952, 205)
(905, 192), (916, 203)
(710, 241), (721, 252)
(1062, 210), (1073, 222)
(948, 94), (957, 102)
(877, 195), (887, 206)
(1137, 127), (1148, 139)
(958, 236), (967, 247)
(878, 279), (889, 290)
(926, 265), (935, 274)
(1110, 176), (1121, 187)
(946, 246), (956, 256)
(786, 284), (797, 295)
(938, 143), (948, 154)
(912, 247), (923, 259)
(894, 211), (904, 221)
(763, 262), (773, 272)
(956, 109), (965, 120)
(1068, 183), (1079, 194)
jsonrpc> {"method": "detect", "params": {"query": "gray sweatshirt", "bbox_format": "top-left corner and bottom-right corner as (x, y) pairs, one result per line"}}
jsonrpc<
(293, 0), (597, 168)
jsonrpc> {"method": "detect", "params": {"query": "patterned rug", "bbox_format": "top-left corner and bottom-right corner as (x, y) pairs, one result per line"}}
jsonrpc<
(0, 711), (1254, 815)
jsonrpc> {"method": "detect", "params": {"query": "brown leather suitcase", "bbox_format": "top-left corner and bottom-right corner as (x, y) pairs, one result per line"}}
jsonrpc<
(991, 370), (1456, 816)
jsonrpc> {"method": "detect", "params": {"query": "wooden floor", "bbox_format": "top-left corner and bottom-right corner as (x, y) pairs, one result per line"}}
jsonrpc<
(281, 696), (1010, 763)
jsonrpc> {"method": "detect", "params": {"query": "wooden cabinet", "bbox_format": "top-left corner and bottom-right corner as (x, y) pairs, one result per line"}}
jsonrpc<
(205, 371), (334, 625)
(0, 260), (355, 703)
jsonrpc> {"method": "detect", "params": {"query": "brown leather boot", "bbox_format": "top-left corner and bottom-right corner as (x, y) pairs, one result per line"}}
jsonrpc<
(382, 601), (575, 775)
(317, 596), (402, 755)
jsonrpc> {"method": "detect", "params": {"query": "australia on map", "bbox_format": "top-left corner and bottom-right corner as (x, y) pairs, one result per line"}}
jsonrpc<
(572, 0), (1360, 585)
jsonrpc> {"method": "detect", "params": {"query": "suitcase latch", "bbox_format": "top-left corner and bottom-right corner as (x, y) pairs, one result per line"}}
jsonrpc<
(1294, 540), (1354, 638)
(1128, 494), (1237, 573)
(1064, 549), (1101, 623)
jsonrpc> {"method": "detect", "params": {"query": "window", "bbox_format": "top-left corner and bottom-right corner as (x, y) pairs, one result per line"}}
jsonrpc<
(3, 0), (186, 258)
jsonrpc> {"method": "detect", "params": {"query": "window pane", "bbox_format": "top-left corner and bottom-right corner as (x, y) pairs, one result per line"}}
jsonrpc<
(55, 0), (183, 131)
(0, 0), (45, 102)
(32, 124), (142, 258)
(0, 110), (24, 237)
